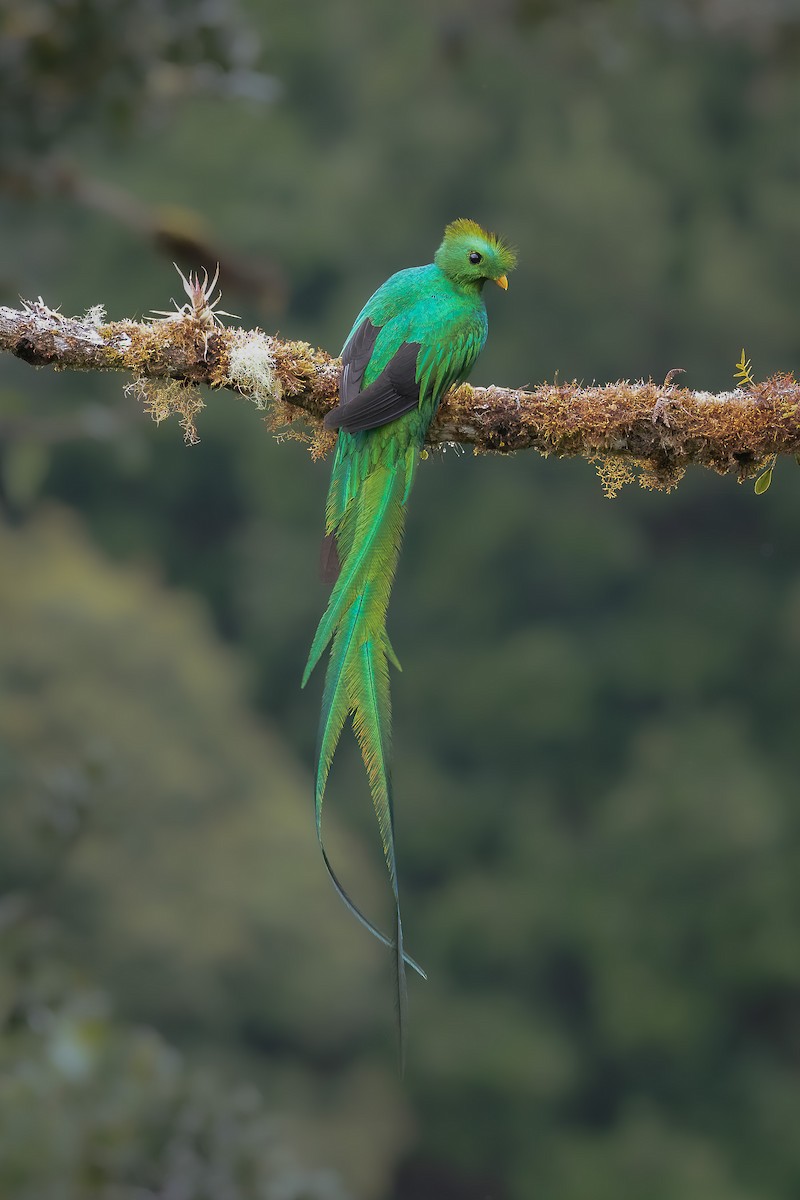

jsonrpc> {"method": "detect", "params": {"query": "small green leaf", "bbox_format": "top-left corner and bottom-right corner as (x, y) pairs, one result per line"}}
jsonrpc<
(754, 467), (773, 495)
(734, 348), (754, 388)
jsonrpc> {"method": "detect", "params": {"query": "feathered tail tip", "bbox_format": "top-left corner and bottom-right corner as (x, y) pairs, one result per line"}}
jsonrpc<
(318, 841), (427, 979)
(320, 829), (422, 1072)
(394, 908), (409, 1074)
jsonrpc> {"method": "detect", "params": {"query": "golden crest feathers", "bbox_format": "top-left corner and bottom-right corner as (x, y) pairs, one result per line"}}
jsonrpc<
(442, 218), (517, 271)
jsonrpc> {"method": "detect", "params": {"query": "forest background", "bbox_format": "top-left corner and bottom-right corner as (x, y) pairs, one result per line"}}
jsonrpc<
(2, 2), (800, 1198)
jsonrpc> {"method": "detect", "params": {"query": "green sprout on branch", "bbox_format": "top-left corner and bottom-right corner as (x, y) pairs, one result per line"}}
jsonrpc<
(734, 348), (755, 389)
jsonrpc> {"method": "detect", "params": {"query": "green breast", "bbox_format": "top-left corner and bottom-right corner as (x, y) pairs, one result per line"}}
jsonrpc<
(352, 263), (489, 407)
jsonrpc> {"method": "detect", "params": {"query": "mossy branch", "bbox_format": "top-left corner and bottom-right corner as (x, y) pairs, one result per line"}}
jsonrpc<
(1, 296), (798, 493)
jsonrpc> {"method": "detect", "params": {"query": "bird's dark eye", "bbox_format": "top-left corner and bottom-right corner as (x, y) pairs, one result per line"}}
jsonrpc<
(468, 251), (482, 264)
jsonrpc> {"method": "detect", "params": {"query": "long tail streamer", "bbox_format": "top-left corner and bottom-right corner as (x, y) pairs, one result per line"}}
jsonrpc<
(303, 440), (424, 1065)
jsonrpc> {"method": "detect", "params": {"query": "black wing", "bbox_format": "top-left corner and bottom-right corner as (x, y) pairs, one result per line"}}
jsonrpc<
(337, 317), (380, 408)
(325, 318), (422, 434)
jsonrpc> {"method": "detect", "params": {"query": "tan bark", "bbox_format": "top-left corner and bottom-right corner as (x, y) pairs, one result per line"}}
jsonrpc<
(1, 299), (796, 491)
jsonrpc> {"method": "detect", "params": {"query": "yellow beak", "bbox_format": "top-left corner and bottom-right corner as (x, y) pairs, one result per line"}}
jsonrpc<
(495, 274), (509, 290)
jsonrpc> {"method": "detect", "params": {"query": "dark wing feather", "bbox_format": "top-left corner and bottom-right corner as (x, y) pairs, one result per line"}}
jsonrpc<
(338, 318), (381, 409)
(326, 326), (422, 434)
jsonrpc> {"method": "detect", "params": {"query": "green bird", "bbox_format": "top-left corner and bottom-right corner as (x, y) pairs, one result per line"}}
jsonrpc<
(302, 218), (516, 1057)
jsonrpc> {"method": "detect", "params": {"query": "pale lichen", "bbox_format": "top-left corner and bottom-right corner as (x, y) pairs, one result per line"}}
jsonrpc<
(227, 330), (282, 409)
(83, 304), (107, 326)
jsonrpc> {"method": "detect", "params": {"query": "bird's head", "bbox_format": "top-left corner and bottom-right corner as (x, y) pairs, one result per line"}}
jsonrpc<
(434, 218), (517, 291)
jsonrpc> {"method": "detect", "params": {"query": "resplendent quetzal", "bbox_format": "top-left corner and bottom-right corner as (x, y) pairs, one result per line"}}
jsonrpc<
(303, 219), (516, 1056)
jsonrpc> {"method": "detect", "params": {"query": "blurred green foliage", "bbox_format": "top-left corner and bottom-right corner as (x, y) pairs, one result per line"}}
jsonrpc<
(3, 1), (800, 1197)
(0, 511), (410, 1195)
(0, 0), (275, 156)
